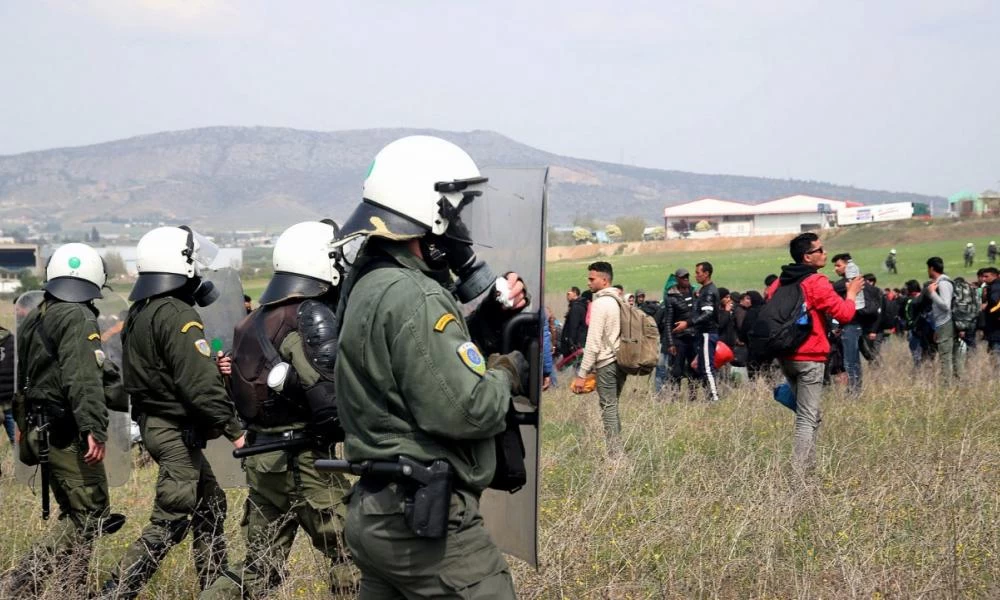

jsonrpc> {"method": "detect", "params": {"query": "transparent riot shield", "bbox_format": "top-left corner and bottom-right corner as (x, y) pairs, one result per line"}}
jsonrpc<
(194, 267), (248, 488)
(13, 291), (44, 486)
(93, 292), (133, 487)
(466, 167), (547, 568)
(14, 291), (132, 488)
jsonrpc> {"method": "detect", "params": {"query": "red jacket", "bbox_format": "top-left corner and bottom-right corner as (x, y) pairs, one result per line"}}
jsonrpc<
(766, 267), (857, 362)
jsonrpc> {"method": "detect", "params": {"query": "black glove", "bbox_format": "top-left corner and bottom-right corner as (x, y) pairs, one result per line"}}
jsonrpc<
(487, 350), (530, 395)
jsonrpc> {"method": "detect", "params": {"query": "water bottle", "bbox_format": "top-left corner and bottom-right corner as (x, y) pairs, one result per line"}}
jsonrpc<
(846, 260), (865, 310)
(795, 302), (809, 326)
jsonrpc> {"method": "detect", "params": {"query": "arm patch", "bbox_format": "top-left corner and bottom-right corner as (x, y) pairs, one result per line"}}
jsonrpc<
(181, 321), (205, 333)
(88, 333), (101, 341)
(434, 313), (457, 333)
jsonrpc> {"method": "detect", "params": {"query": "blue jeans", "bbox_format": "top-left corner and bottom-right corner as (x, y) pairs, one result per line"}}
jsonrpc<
(654, 352), (671, 394)
(3, 409), (14, 443)
(841, 324), (863, 393)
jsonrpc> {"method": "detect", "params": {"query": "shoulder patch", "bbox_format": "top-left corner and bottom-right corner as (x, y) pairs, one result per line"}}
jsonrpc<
(456, 341), (486, 376)
(434, 313), (457, 333)
(194, 338), (212, 357)
(88, 333), (101, 341)
(181, 321), (205, 334)
(94, 349), (106, 367)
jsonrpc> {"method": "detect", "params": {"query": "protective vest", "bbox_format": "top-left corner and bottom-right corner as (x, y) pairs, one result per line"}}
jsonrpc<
(231, 301), (307, 428)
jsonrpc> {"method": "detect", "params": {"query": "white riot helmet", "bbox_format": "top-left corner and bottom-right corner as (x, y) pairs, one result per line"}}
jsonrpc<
(967, 242), (974, 247)
(129, 226), (220, 305)
(258, 220), (343, 305)
(44, 243), (107, 302)
(340, 135), (497, 302)
(890, 249), (896, 254)
(341, 135), (487, 241)
(991, 241), (996, 245)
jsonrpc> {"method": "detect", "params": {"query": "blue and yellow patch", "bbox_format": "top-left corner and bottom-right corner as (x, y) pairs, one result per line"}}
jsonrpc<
(456, 341), (486, 376)
(194, 339), (212, 357)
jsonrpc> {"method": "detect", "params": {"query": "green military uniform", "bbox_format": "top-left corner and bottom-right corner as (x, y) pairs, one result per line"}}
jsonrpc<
(336, 243), (517, 599)
(107, 296), (243, 597)
(8, 300), (115, 593)
(202, 327), (354, 599)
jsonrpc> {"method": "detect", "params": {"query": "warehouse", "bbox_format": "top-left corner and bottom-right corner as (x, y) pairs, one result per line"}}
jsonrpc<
(662, 195), (858, 239)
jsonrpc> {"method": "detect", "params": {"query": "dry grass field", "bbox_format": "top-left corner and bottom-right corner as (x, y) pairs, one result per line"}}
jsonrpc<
(1, 340), (998, 599)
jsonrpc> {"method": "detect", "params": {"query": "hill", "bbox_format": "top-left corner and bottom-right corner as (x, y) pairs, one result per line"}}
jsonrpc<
(0, 127), (945, 230)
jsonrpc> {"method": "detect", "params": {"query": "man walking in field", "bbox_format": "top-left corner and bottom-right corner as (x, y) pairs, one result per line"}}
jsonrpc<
(767, 233), (862, 473)
(927, 256), (963, 381)
(572, 261), (624, 455)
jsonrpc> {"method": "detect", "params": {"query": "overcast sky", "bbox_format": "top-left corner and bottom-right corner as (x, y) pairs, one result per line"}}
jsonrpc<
(2, 0), (998, 196)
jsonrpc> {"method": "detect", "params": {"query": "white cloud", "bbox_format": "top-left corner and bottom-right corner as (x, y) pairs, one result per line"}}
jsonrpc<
(67, 0), (255, 35)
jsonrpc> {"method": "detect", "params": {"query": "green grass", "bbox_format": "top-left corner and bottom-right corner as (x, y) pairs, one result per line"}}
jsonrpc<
(547, 220), (1000, 299)
(3, 341), (997, 598)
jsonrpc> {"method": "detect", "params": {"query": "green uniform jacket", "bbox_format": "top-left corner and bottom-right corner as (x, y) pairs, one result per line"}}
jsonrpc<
(335, 245), (511, 492)
(16, 301), (109, 442)
(125, 296), (241, 440)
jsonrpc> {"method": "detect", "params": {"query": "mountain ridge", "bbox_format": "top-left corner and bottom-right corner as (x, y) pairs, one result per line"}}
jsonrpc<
(0, 126), (945, 230)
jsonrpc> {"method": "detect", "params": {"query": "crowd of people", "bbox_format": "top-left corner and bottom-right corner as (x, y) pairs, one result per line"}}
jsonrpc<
(552, 236), (1000, 471)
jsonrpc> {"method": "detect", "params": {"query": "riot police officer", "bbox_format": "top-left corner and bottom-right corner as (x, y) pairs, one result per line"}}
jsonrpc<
(333, 135), (530, 599)
(201, 221), (354, 599)
(101, 226), (245, 599)
(4, 243), (125, 595)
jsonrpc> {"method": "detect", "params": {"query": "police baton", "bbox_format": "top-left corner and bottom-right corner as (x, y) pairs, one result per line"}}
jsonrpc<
(232, 437), (310, 459)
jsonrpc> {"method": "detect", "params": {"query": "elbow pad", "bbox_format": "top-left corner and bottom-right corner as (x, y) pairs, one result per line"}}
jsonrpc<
(298, 299), (339, 380)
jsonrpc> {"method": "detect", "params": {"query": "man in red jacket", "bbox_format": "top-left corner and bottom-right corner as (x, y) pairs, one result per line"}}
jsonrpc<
(767, 233), (863, 473)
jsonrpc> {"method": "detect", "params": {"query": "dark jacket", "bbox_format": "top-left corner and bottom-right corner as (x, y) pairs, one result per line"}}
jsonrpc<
(560, 297), (589, 356)
(0, 329), (13, 406)
(985, 279), (1000, 341)
(657, 285), (695, 351)
(690, 281), (720, 334)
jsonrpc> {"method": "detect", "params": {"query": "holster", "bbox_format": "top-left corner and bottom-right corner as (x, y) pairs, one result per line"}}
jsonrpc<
(181, 427), (207, 449)
(402, 458), (453, 539)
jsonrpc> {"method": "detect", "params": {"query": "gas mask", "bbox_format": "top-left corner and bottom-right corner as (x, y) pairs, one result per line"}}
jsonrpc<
(419, 204), (497, 303)
(181, 276), (220, 307)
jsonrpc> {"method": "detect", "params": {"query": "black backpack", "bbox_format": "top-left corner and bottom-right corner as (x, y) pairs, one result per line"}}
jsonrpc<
(748, 280), (812, 360)
(856, 285), (882, 323)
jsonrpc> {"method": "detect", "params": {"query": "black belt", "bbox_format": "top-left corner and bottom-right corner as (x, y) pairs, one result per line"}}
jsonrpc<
(248, 430), (310, 445)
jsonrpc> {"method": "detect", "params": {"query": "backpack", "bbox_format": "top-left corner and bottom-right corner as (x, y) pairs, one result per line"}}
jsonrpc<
(611, 295), (659, 375)
(856, 284), (882, 322)
(950, 277), (981, 331)
(748, 280), (811, 360)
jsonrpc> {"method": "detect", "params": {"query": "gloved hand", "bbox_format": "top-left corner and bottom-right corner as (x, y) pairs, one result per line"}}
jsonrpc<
(487, 350), (530, 395)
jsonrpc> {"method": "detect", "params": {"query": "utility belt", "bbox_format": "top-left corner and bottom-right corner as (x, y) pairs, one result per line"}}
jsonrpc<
(316, 456), (453, 539)
(232, 429), (314, 459)
(26, 400), (76, 448)
(135, 412), (222, 450)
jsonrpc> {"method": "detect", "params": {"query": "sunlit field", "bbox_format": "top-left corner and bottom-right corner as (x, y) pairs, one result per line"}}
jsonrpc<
(2, 218), (999, 598)
(2, 340), (997, 599)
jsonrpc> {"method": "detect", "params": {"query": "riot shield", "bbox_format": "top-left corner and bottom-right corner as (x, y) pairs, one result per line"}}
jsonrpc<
(93, 293), (133, 487)
(466, 167), (547, 568)
(13, 291), (44, 486)
(14, 291), (132, 488)
(194, 267), (248, 488)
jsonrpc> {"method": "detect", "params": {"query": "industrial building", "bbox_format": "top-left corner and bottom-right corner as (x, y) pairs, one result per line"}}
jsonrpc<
(0, 242), (41, 294)
(662, 195), (858, 239)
